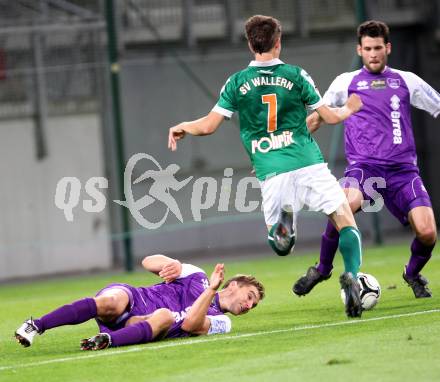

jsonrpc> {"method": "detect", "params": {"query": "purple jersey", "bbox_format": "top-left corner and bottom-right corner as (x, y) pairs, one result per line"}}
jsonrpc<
(138, 264), (225, 338)
(323, 66), (440, 166)
(96, 264), (229, 338)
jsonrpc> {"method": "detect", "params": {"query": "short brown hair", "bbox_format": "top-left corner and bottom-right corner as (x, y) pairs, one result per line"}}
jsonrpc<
(357, 20), (390, 44)
(223, 274), (265, 300)
(245, 15), (281, 54)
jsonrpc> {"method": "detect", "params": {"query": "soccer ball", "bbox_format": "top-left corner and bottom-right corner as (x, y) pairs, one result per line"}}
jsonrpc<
(340, 272), (381, 311)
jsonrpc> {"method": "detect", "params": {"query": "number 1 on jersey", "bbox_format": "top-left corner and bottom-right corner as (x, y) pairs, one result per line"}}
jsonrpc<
(262, 94), (278, 133)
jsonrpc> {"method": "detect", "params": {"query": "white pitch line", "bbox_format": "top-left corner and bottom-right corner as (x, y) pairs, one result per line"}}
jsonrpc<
(1, 308), (439, 372)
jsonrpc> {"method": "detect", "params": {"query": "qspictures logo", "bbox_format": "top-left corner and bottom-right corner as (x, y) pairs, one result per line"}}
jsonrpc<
(114, 153), (193, 229)
(54, 153), (262, 229)
(54, 153), (387, 229)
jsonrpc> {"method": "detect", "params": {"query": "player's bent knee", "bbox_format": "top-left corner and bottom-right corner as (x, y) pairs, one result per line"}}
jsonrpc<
(154, 308), (175, 329)
(417, 227), (437, 246)
(95, 294), (127, 317)
(148, 308), (174, 330)
(147, 308), (175, 337)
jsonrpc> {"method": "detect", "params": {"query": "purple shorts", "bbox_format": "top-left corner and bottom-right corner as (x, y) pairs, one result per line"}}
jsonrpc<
(94, 283), (156, 333)
(342, 163), (432, 226)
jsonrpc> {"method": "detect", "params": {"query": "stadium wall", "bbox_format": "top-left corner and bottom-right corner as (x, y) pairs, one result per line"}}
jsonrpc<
(0, 114), (112, 281)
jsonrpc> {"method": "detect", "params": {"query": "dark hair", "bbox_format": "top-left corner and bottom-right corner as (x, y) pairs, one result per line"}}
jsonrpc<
(357, 20), (390, 44)
(245, 15), (281, 54)
(223, 274), (265, 300)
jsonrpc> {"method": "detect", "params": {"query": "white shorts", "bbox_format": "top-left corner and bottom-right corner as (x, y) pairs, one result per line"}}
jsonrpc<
(259, 163), (346, 226)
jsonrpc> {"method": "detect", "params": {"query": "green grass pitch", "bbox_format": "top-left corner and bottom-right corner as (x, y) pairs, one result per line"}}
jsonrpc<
(1, 243), (440, 382)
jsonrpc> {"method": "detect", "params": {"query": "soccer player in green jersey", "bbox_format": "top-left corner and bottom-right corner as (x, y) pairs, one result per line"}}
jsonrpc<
(168, 15), (364, 317)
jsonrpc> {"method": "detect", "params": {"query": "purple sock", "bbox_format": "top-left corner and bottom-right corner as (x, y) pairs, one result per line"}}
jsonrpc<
(405, 238), (435, 278)
(317, 221), (339, 276)
(34, 298), (97, 333)
(109, 321), (153, 347)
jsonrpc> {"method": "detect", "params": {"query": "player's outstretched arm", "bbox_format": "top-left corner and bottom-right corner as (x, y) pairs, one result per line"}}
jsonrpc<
(181, 263), (225, 335)
(168, 111), (225, 151)
(142, 254), (182, 283)
(315, 94), (362, 125)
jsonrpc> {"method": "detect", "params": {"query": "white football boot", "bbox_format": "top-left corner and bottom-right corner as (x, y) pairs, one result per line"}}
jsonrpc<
(15, 318), (40, 347)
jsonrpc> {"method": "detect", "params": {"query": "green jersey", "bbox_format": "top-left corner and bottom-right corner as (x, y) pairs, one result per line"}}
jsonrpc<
(213, 58), (325, 180)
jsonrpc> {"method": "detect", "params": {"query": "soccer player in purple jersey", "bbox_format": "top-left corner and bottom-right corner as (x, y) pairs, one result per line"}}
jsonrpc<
(15, 255), (264, 350)
(293, 20), (440, 299)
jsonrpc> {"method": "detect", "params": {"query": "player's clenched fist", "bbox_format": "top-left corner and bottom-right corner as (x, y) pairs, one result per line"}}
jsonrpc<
(346, 93), (363, 113)
(159, 259), (182, 283)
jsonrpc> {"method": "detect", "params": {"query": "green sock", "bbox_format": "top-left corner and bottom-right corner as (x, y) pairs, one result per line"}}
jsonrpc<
(338, 226), (362, 276)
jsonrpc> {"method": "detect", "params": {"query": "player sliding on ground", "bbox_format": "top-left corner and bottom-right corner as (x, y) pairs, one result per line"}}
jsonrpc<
(15, 255), (264, 350)
(168, 15), (365, 317)
(294, 20), (440, 300)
